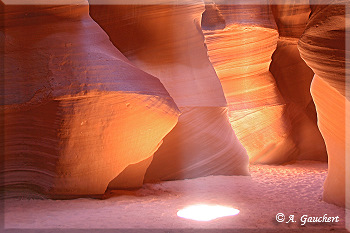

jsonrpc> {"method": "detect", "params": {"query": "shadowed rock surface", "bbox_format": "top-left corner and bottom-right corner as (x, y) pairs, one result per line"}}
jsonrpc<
(298, 2), (349, 207)
(1, 1), (179, 198)
(89, 0), (250, 183)
(270, 2), (328, 162)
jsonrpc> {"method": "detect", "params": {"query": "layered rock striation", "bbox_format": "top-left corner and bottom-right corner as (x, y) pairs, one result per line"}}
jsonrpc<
(1, 1), (179, 198)
(270, 3), (328, 161)
(298, 2), (349, 207)
(89, 0), (250, 182)
(202, 4), (297, 164)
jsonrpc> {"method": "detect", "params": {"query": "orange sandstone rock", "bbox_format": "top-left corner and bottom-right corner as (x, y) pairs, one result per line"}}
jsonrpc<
(298, 3), (349, 207)
(270, 3), (328, 161)
(89, 0), (250, 182)
(1, 2), (179, 198)
(270, 3), (311, 39)
(299, 3), (348, 96)
(310, 75), (348, 207)
(202, 4), (297, 164)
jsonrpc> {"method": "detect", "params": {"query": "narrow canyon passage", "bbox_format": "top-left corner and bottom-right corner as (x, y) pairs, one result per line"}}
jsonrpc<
(1, 0), (349, 232)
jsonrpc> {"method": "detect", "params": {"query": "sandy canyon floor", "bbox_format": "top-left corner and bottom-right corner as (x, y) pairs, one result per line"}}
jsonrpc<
(3, 161), (349, 233)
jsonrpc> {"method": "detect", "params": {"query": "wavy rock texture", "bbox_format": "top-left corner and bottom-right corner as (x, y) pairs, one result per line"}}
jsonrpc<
(202, 4), (298, 164)
(89, 0), (250, 182)
(299, 3), (348, 96)
(311, 76), (349, 207)
(1, 2), (179, 198)
(270, 3), (328, 161)
(270, 3), (311, 39)
(298, 2), (349, 207)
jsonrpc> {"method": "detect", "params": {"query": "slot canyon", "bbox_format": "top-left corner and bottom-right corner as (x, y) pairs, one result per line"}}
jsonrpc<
(1, 0), (349, 232)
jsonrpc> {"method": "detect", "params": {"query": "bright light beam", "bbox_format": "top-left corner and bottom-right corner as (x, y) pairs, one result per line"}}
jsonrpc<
(177, 204), (240, 221)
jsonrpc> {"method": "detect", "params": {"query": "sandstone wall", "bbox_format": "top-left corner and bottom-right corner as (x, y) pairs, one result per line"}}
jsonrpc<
(1, 1), (179, 198)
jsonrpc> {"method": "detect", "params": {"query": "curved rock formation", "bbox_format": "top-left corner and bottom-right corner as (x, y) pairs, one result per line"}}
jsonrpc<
(1, 2), (179, 198)
(299, 3), (348, 96)
(298, 3), (349, 207)
(269, 3), (328, 161)
(89, 0), (250, 182)
(270, 3), (311, 39)
(202, 4), (297, 164)
(144, 107), (247, 180)
(310, 75), (348, 207)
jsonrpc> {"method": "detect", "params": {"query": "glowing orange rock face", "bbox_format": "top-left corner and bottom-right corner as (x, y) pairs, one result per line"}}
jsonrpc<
(270, 4), (328, 162)
(298, 3), (349, 207)
(2, 2), (179, 198)
(144, 107), (248, 180)
(89, 1), (250, 181)
(202, 4), (297, 164)
(310, 76), (348, 207)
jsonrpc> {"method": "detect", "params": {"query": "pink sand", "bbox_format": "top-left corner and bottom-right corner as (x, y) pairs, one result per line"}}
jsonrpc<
(4, 161), (347, 232)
